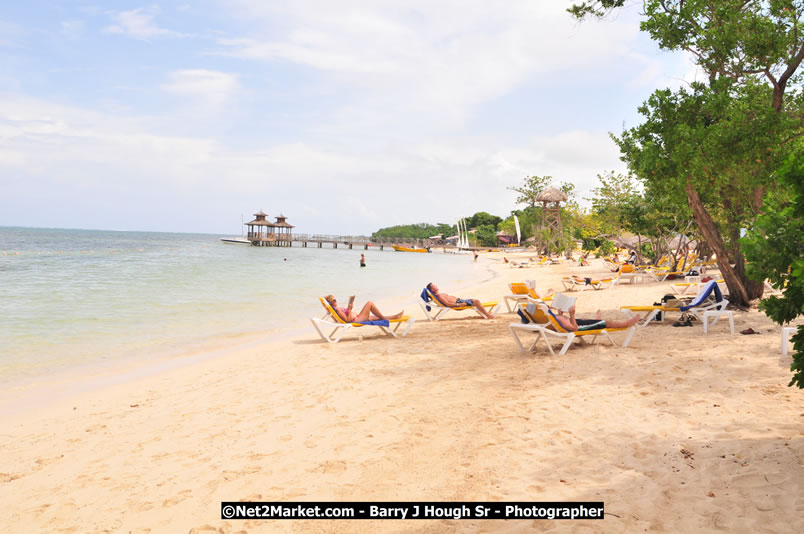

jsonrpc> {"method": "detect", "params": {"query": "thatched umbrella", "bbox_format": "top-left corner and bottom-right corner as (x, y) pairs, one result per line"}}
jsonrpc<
(534, 186), (568, 205)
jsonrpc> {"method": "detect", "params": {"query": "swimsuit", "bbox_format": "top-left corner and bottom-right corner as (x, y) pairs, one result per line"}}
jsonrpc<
(455, 298), (474, 306)
(576, 318), (606, 331)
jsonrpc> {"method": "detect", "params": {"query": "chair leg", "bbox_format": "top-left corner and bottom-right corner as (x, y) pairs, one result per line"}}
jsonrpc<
(400, 317), (415, 337)
(418, 300), (435, 321)
(557, 333), (576, 356)
(508, 325), (534, 354)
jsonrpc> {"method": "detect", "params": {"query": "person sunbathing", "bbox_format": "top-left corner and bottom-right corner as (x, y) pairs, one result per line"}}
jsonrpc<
(324, 295), (403, 322)
(426, 282), (496, 319)
(552, 305), (641, 332)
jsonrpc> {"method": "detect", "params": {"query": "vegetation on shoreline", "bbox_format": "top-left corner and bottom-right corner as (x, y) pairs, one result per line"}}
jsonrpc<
(377, 2), (804, 386)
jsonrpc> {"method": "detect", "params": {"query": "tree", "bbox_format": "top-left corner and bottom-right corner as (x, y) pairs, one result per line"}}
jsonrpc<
(475, 224), (499, 247)
(467, 211), (503, 230)
(615, 79), (796, 303)
(743, 151), (804, 387)
(372, 223), (455, 241)
(588, 171), (639, 235)
(572, 1), (804, 306)
(509, 175), (553, 208)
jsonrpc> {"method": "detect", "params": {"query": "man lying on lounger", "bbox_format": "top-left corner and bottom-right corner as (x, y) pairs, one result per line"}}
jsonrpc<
(426, 282), (497, 319)
(552, 305), (641, 332)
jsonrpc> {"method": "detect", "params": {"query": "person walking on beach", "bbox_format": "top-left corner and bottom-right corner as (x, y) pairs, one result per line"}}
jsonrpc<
(325, 295), (403, 322)
(552, 305), (640, 332)
(360, 253), (366, 268)
(473, 251), (478, 262)
(426, 282), (496, 319)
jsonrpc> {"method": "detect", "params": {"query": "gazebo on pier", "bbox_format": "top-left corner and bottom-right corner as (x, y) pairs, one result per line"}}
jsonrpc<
(245, 211), (294, 247)
(272, 214), (295, 247)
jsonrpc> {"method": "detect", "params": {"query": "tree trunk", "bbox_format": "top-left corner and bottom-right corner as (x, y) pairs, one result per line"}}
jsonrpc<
(730, 227), (765, 300)
(686, 182), (752, 306)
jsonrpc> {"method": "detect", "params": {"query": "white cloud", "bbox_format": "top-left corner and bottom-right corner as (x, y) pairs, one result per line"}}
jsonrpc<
(103, 7), (185, 40)
(162, 69), (240, 105)
(0, 93), (624, 233)
(216, 0), (656, 132)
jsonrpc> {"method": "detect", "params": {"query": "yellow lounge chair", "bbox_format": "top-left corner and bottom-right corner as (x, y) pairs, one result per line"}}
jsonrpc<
(611, 264), (646, 285)
(419, 287), (499, 321)
(508, 302), (636, 356)
(311, 297), (415, 343)
(503, 282), (553, 312)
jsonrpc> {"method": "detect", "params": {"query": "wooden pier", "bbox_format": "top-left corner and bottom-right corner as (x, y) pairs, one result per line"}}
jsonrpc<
(290, 235), (415, 250)
(239, 210), (444, 250)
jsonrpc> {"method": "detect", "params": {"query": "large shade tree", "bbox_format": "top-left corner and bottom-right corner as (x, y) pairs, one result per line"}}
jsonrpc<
(571, 0), (804, 306)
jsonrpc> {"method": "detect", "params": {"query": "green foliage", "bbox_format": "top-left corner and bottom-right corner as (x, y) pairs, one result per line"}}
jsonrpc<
(509, 175), (553, 208)
(568, 0), (625, 19)
(588, 170), (640, 234)
(466, 211), (503, 230)
(372, 223), (455, 241)
(596, 240), (616, 256)
(475, 224), (499, 247)
(742, 152), (804, 387)
(572, 0), (804, 305)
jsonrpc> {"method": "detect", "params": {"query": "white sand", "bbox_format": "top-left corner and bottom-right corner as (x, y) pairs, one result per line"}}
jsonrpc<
(1, 255), (802, 533)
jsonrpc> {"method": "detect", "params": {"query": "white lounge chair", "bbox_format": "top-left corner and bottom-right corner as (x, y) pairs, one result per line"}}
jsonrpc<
(509, 302), (636, 356)
(311, 297), (415, 343)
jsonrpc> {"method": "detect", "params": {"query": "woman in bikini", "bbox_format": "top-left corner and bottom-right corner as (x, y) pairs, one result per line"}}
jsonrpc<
(324, 295), (403, 322)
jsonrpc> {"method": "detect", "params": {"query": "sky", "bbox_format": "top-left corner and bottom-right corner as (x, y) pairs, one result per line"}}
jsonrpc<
(0, 1), (698, 236)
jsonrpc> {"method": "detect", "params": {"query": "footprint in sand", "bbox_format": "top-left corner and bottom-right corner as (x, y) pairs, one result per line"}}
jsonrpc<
(162, 489), (192, 507)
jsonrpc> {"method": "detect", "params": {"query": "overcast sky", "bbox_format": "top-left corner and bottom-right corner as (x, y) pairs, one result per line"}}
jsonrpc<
(0, 1), (697, 236)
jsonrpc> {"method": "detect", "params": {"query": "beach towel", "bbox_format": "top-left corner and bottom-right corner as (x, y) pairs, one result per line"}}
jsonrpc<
(420, 288), (432, 311)
(680, 280), (722, 311)
(357, 319), (390, 327)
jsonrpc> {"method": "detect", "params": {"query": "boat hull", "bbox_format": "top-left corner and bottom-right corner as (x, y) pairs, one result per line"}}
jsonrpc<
(220, 238), (251, 245)
(392, 245), (430, 253)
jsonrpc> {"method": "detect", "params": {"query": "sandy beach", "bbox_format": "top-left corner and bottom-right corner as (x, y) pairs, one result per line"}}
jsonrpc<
(1, 254), (802, 533)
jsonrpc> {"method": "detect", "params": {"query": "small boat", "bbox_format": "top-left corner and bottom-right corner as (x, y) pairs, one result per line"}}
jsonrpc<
(392, 245), (430, 253)
(220, 237), (251, 245)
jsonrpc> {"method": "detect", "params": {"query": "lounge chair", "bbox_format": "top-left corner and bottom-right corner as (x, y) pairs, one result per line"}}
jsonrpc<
(561, 275), (614, 292)
(508, 302), (636, 356)
(669, 278), (725, 296)
(611, 264), (645, 285)
(503, 282), (553, 312)
(419, 287), (499, 321)
(311, 297), (415, 343)
(620, 280), (728, 327)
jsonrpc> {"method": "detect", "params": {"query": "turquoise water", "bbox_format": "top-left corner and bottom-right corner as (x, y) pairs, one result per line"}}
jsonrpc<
(0, 227), (493, 383)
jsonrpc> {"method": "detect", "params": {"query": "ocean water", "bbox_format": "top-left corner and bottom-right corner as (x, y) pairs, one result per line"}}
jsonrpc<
(0, 227), (494, 384)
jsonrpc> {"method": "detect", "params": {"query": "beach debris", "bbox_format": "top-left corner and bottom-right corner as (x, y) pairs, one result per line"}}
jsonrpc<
(707, 491), (715, 497)
(740, 328), (760, 335)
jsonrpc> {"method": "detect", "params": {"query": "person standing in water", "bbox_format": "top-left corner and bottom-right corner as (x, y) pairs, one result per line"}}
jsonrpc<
(360, 253), (366, 267)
